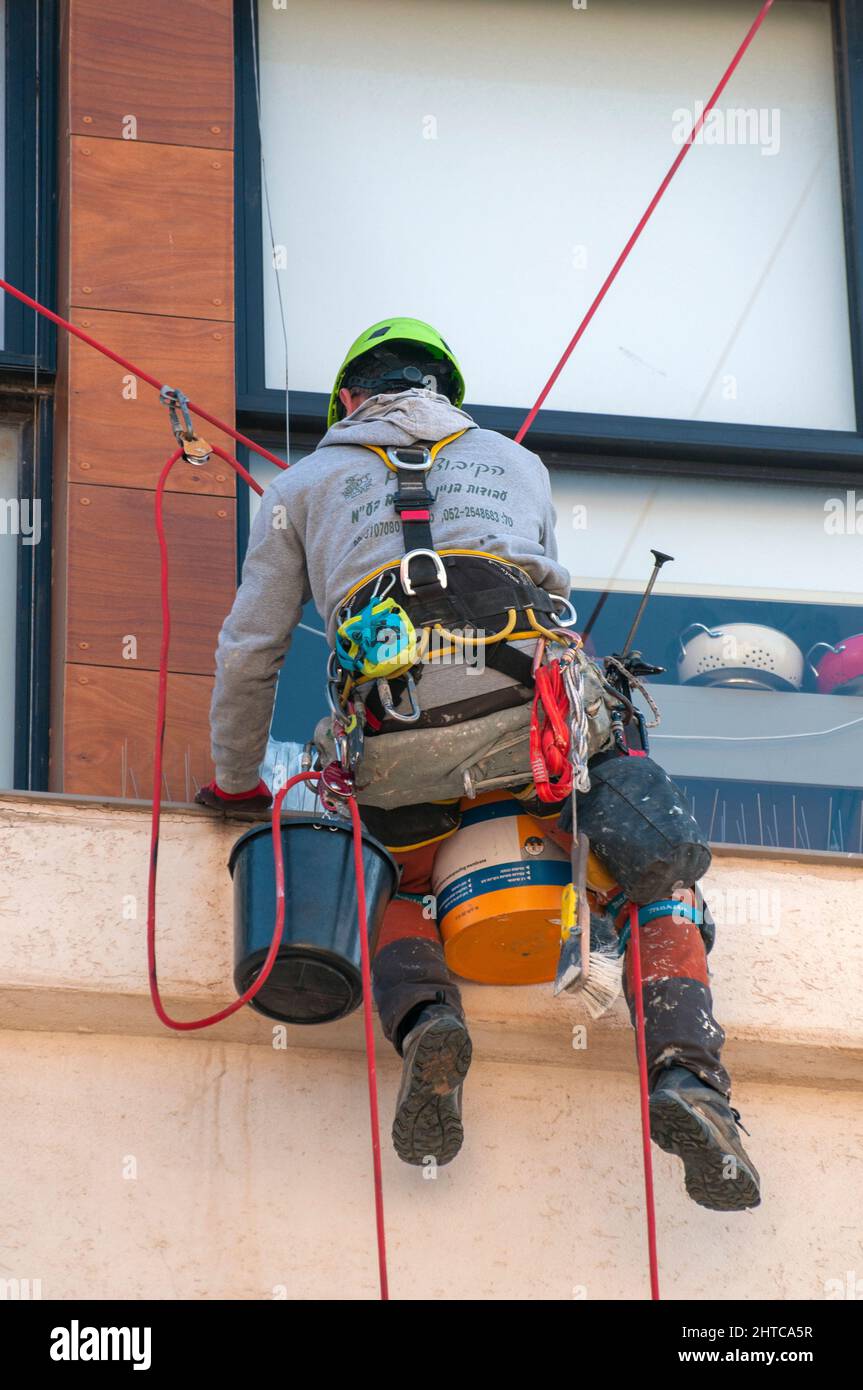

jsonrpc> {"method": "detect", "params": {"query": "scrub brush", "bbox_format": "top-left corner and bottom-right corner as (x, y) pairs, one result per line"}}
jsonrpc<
(554, 831), (623, 1018)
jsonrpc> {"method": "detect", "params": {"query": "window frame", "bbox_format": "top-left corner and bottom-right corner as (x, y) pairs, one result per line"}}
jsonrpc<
(234, 0), (863, 483)
(1, 0), (57, 789)
(9, 391), (52, 789)
(2, 0), (58, 371)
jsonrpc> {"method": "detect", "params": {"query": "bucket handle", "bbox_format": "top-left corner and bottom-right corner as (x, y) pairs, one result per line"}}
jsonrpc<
(805, 640), (841, 680)
(677, 621), (724, 658)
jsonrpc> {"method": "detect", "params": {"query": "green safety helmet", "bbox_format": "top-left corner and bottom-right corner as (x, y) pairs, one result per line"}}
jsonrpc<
(327, 316), (466, 427)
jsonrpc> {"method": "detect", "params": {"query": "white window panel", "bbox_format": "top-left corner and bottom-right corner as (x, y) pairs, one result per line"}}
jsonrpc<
(257, 0), (853, 431)
(550, 468), (862, 605)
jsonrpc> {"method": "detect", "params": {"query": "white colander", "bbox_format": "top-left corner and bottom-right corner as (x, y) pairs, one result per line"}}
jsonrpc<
(677, 622), (804, 691)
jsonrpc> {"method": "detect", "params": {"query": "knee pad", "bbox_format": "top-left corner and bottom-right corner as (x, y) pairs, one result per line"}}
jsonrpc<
(559, 751), (711, 903)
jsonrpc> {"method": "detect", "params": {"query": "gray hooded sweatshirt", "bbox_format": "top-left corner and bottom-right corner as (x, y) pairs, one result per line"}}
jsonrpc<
(210, 389), (570, 791)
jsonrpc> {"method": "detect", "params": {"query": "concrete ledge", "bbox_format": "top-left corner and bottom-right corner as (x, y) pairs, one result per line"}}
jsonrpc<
(2, 794), (862, 1090)
(3, 985), (862, 1093)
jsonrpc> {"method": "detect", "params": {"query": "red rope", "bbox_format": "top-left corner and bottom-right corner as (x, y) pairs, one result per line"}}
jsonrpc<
(349, 796), (389, 1300)
(148, 449), (308, 1028)
(628, 903), (660, 1300)
(515, 0), (776, 444)
(0, 275), (288, 473)
(529, 661), (573, 803)
(150, 450), (388, 1293)
(0, 275), (388, 1296)
(211, 441), (264, 497)
(5, 5), (777, 1295)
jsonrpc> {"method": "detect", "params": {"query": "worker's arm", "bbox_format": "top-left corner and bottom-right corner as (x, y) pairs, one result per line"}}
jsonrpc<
(205, 485), (311, 796)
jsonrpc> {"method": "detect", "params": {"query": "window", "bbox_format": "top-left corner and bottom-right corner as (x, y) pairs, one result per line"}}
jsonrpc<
(2, 0), (56, 370)
(238, 0), (863, 464)
(0, 1), (57, 789)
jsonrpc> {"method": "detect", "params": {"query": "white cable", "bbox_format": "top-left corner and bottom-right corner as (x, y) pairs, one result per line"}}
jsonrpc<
(249, 0), (291, 460)
(652, 714), (863, 742)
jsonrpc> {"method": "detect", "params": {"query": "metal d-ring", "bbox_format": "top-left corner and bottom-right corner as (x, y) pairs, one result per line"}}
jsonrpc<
(400, 549), (448, 596)
(385, 446), (433, 472)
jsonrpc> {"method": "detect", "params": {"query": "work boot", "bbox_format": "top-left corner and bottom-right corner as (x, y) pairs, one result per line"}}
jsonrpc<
(649, 1066), (761, 1212)
(392, 1004), (472, 1168)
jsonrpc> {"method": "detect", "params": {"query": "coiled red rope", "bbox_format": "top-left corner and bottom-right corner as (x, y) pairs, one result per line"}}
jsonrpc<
(529, 661), (574, 803)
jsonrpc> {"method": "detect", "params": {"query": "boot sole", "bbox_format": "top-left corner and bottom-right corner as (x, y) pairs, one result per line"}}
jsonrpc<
(392, 1018), (472, 1168)
(650, 1092), (761, 1212)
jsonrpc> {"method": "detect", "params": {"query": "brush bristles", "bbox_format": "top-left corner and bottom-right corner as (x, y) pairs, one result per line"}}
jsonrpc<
(580, 951), (623, 1020)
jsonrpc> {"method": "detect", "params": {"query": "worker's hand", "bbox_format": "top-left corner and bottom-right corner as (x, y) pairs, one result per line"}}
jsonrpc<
(195, 779), (272, 812)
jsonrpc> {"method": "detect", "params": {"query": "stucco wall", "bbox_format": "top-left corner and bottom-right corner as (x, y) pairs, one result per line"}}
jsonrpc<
(1, 792), (861, 1300)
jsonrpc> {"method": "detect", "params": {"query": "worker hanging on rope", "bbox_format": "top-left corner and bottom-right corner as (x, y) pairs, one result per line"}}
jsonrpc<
(196, 318), (759, 1210)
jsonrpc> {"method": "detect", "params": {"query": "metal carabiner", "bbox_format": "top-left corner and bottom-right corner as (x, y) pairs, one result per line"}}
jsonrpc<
(549, 594), (579, 628)
(159, 385), (212, 464)
(376, 672), (422, 723)
(400, 549), (448, 596)
(370, 569), (397, 602)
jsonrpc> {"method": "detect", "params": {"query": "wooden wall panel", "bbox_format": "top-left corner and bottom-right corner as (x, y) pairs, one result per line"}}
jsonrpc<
(69, 138), (233, 320)
(53, 0), (237, 801)
(66, 485), (236, 673)
(67, 309), (237, 495)
(69, 0), (233, 150)
(63, 664), (215, 800)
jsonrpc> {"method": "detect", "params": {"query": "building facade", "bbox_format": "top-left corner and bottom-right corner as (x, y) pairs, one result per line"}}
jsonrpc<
(0, 0), (861, 1300)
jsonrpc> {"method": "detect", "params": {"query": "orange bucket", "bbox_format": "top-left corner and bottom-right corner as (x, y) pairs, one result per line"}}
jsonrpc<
(431, 792), (570, 984)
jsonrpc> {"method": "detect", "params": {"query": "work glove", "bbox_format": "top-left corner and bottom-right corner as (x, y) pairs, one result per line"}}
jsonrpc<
(195, 778), (272, 812)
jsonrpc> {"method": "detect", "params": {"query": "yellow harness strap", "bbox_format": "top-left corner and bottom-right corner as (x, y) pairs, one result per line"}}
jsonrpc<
(361, 427), (469, 471)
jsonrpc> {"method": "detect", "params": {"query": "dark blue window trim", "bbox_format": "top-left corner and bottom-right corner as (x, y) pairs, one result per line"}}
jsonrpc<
(234, 0), (863, 482)
(12, 392), (52, 790)
(4, 1), (58, 788)
(2, 0), (58, 371)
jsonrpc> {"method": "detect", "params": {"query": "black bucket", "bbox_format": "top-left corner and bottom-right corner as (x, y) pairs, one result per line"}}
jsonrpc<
(560, 752), (711, 904)
(229, 815), (399, 1026)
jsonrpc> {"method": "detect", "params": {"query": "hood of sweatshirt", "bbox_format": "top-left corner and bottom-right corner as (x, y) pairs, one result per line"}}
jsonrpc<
(317, 388), (477, 450)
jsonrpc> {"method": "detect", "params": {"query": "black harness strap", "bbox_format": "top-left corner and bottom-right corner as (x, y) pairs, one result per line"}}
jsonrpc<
(389, 445), (443, 593)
